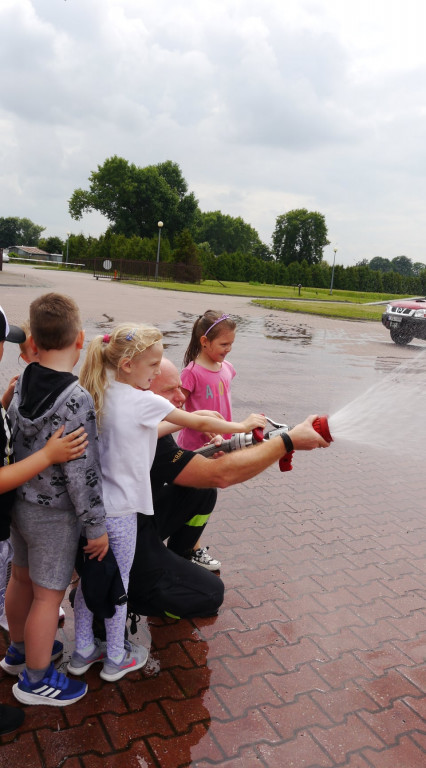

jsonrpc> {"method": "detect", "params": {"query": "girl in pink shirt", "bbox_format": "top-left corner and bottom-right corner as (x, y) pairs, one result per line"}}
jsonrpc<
(177, 310), (237, 451)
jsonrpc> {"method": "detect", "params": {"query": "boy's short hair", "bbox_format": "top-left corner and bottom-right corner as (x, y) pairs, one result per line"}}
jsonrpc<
(30, 293), (82, 351)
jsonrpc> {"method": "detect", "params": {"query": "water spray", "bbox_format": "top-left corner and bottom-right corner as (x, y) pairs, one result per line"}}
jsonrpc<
(195, 414), (333, 472)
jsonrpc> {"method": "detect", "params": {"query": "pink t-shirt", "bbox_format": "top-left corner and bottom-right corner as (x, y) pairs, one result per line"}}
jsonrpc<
(177, 360), (236, 450)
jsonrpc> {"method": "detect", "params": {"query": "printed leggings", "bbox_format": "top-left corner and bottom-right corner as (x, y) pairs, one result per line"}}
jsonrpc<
(74, 514), (137, 661)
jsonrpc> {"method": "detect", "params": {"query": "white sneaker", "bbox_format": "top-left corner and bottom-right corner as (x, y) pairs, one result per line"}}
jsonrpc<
(190, 547), (221, 571)
(100, 642), (148, 682)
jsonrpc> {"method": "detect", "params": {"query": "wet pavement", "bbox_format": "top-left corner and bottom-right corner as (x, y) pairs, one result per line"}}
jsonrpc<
(0, 265), (425, 768)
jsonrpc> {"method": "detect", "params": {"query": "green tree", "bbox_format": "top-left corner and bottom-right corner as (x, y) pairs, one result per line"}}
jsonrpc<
(391, 255), (413, 276)
(38, 236), (64, 254)
(369, 256), (392, 272)
(194, 211), (264, 256)
(0, 216), (45, 247)
(272, 209), (329, 265)
(69, 156), (199, 242)
(412, 261), (426, 276)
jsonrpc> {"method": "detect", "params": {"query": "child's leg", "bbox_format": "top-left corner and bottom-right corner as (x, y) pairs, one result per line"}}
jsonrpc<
(5, 564), (34, 642)
(0, 539), (13, 622)
(104, 515), (137, 661)
(24, 583), (64, 671)
(73, 581), (95, 653)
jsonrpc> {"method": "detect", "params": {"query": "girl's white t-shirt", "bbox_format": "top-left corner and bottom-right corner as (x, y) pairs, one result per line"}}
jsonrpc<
(99, 379), (174, 517)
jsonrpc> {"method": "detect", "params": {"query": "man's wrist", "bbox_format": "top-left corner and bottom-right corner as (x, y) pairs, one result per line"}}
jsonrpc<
(281, 431), (294, 453)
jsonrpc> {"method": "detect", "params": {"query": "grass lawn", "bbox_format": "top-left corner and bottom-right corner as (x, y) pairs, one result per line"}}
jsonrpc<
(125, 278), (397, 321)
(30, 266), (399, 321)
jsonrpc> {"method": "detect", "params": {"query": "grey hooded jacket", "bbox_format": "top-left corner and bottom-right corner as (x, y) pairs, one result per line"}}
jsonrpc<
(8, 363), (106, 540)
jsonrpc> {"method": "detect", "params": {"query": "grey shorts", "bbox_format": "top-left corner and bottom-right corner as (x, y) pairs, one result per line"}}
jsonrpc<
(11, 501), (80, 591)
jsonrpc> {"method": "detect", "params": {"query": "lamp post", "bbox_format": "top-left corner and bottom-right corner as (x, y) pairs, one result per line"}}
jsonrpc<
(65, 231), (71, 265)
(154, 221), (164, 280)
(329, 247), (337, 295)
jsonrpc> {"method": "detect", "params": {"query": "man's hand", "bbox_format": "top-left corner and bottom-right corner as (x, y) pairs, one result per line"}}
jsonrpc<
(83, 532), (109, 561)
(289, 415), (330, 450)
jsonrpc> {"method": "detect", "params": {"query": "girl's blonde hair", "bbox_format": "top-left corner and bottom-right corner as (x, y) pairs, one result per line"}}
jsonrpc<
(79, 322), (162, 423)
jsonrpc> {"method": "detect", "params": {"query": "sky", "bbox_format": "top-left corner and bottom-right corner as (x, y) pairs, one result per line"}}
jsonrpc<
(1, 0), (426, 267)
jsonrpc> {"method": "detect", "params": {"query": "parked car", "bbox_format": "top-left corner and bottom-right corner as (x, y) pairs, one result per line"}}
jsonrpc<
(2, 252), (9, 263)
(382, 297), (426, 345)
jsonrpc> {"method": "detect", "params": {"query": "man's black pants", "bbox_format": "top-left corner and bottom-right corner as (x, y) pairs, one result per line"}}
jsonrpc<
(128, 486), (224, 619)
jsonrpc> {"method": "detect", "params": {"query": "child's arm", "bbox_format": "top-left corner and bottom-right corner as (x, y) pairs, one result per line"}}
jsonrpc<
(157, 409), (224, 439)
(164, 409), (266, 436)
(0, 426), (88, 495)
(2, 375), (19, 410)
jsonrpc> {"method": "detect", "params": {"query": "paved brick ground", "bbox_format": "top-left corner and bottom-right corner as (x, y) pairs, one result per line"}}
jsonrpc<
(0, 265), (425, 767)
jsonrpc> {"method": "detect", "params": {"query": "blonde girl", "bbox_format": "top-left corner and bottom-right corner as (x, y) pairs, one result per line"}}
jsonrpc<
(68, 323), (265, 682)
(177, 310), (237, 451)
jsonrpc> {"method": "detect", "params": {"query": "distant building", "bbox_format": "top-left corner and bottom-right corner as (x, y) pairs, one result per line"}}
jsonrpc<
(7, 246), (62, 263)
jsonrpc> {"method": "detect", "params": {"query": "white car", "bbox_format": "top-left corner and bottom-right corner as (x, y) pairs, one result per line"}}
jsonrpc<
(2, 252), (9, 262)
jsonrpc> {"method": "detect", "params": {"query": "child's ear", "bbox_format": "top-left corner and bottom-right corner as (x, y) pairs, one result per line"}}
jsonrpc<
(28, 336), (38, 356)
(76, 330), (85, 350)
(120, 357), (133, 374)
(200, 335), (208, 346)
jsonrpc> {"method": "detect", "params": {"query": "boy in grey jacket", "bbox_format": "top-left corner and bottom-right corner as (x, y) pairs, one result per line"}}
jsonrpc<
(2, 293), (108, 707)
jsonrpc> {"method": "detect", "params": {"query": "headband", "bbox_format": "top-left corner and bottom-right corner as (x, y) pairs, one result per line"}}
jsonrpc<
(204, 313), (230, 336)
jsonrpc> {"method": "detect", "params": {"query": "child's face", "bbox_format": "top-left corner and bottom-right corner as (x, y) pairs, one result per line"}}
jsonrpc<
(203, 329), (235, 364)
(124, 341), (163, 390)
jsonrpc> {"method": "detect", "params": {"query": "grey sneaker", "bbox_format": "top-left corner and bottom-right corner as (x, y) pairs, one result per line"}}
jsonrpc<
(67, 638), (106, 675)
(100, 642), (148, 682)
(191, 546), (221, 571)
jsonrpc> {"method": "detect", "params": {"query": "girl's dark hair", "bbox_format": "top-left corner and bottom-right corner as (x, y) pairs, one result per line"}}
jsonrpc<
(183, 310), (236, 367)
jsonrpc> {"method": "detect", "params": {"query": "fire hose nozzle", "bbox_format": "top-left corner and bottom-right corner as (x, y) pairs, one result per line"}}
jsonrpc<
(279, 414), (332, 473)
(312, 415), (333, 443)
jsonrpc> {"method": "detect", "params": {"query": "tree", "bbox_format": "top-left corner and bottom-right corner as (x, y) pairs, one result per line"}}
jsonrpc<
(272, 209), (329, 265)
(391, 255), (413, 276)
(38, 236), (64, 254)
(413, 261), (426, 276)
(0, 216), (45, 248)
(369, 256), (392, 272)
(69, 156), (200, 242)
(194, 211), (264, 256)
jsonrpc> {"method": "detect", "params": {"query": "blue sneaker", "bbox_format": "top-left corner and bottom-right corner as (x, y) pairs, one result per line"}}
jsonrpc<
(0, 640), (63, 676)
(12, 663), (87, 707)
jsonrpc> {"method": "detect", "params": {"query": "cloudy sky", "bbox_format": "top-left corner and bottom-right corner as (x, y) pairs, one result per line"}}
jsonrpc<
(1, 0), (426, 266)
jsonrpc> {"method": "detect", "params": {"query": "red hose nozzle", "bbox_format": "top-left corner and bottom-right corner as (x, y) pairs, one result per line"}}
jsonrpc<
(312, 415), (333, 443)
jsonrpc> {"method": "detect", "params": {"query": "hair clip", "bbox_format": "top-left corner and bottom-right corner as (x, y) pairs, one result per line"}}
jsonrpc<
(102, 334), (110, 343)
(126, 328), (138, 341)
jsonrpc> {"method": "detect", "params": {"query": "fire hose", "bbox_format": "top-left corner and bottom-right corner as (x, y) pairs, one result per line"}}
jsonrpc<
(194, 415), (333, 472)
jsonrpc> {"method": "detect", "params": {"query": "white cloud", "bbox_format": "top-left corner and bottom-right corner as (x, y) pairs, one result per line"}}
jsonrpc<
(1, 0), (426, 265)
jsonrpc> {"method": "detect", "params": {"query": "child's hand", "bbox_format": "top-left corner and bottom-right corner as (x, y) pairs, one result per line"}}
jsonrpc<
(44, 426), (88, 464)
(1, 375), (19, 410)
(239, 413), (267, 433)
(83, 532), (109, 561)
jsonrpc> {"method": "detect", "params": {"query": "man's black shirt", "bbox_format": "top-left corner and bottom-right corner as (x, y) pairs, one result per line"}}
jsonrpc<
(150, 434), (195, 499)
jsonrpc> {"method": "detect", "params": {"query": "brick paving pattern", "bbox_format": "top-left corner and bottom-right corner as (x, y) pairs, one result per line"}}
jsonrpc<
(0, 266), (425, 767)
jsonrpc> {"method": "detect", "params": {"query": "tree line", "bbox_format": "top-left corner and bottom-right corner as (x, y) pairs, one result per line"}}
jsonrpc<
(2, 155), (426, 294)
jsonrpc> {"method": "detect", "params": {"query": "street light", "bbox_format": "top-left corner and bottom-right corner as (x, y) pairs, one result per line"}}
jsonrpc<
(154, 221), (164, 280)
(65, 231), (71, 265)
(329, 247), (337, 295)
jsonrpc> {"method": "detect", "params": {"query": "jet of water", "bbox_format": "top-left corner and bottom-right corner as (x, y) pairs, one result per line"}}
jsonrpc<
(328, 351), (426, 450)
